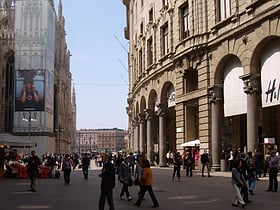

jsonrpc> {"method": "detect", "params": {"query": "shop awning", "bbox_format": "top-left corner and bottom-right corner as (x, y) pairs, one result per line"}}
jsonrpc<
(0, 133), (36, 148)
(180, 139), (200, 147)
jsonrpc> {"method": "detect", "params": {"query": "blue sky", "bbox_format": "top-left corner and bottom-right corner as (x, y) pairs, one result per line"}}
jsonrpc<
(55, 1), (129, 130)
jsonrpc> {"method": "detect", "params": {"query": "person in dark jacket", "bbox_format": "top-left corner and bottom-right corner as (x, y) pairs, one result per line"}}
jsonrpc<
(81, 153), (91, 179)
(27, 150), (41, 192)
(240, 153), (252, 204)
(118, 156), (132, 201)
(184, 152), (194, 177)
(200, 149), (211, 177)
(62, 154), (74, 185)
(98, 153), (116, 210)
(172, 152), (182, 181)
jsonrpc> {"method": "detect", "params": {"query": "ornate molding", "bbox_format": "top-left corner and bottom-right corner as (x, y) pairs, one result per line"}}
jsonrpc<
(239, 73), (260, 95)
(208, 85), (223, 104)
(156, 103), (167, 117)
(144, 108), (153, 121)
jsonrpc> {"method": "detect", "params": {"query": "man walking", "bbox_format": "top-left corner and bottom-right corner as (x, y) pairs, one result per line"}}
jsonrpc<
(27, 150), (41, 192)
(266, 151), (279, 192)
(82, 153), (90, 179)
(201, 149), (211, 177)
(98, 153), (115, 210)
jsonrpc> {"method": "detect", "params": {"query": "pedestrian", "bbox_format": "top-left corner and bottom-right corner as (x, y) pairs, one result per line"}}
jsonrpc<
(246, 151), (257, 195)
(254, 149), (263, 178)
(240, 153), (252, 204)
(228, 150), (234, 171)
(118, 156), (132, 201)
(266, 151), (279, 192)
(134, 159), (159, 208)
(172, 152), (182, 181)
(27, 150), (41, 192)
(231, 159), (246, 208)
(263, 151), (270, 177)
(62, 154), (73, 185)
(98, 153), (115, 210)
(239, 152), (252, 204)
(135, 155), (145, 199)
(128, 152), (135, 176)
(201, 149), (211, 177)
(184, 152), (194, 177)
(81, 153), (91, 180)
(114, 152), (123, 176)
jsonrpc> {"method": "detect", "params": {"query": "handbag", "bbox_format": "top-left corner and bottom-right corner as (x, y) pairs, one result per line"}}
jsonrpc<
(128, 177), (133, 186)
(134, 178), (140, 185)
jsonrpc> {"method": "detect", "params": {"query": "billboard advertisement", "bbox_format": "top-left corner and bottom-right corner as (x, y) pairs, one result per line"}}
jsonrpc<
(15, 70), (45, 112)
(261, 45), (280, 108)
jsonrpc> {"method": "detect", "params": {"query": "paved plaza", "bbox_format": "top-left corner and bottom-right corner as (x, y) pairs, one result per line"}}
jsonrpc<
(0, 164), (279, 210)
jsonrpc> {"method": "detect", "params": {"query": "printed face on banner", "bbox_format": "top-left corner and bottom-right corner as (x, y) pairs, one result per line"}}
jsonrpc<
(15, 70), (45, 112)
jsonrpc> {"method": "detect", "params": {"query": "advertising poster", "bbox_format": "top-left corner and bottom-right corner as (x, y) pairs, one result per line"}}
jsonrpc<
(15, 70), (45, 112)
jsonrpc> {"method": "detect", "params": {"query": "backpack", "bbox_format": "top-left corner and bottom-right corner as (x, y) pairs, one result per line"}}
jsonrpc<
(247, 158), (255, 169)
(64, 160), (71, 170)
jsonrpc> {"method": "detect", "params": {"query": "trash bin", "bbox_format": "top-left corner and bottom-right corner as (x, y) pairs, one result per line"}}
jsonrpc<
(220, 159), (227, 172)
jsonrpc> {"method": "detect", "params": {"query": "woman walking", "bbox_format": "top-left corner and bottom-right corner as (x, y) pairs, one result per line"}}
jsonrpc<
(231, 159), (246, 208)
(172, 152), (182, 181)
(134, 159), (159, 208)
(62, 154), (73, 185)
(118, 156), (132, 201)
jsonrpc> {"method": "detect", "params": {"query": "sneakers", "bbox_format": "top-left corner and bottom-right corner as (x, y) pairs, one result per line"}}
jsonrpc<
(120, 195), (125, 200)
(128, 196), (132, 201)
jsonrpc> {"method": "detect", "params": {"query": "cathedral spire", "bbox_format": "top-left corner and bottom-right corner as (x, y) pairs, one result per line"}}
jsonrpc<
(58, 0), (62, 19)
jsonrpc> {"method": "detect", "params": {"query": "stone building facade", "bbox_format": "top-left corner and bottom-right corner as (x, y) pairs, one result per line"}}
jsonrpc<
(123, 0), (280, 169)
(77, 128), (127, 154)
(0, 0), (76, 156)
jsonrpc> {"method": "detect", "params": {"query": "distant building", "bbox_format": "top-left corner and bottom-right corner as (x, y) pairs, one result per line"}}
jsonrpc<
(77, 128), (127, 154)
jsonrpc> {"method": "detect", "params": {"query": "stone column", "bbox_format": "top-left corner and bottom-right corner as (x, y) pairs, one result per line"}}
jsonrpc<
(240, 74), (259, 152)
(145, 109), (154, 164)
(157, 104), (167, 167)
(138, 113), (145, 154)
(208, 85), (223, 171)
(133, 116), (139, 153)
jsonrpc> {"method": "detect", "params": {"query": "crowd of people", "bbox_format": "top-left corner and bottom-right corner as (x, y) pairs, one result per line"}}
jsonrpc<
(3, 147), (279, 209)
(230, 149), (279, 208)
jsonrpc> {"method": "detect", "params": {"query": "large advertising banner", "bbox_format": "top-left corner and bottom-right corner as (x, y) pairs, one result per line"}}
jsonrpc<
(15, 70), (45, 112)
(223, 63), (247, 117)
(45, 70), (54, 114)
(261, 45), (280, 108)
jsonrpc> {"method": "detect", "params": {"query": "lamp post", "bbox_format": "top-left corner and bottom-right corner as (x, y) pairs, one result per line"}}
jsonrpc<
(23, 112), (36, 154)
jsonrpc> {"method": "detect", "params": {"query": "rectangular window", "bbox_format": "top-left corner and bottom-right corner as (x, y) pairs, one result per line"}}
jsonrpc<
(220, 0), (231, 20)
(149, 8), (153, 22)
(147, 37), (153, 66)
(139, 48), (143, 74)
(140, 22), (144, 35)
(161, 24), (169, 56)
(181, 3), (190, 39)
(162, 0), (168, 7)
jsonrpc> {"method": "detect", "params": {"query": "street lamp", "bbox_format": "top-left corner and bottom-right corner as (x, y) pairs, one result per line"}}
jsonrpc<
(22, 112), (36, 153)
